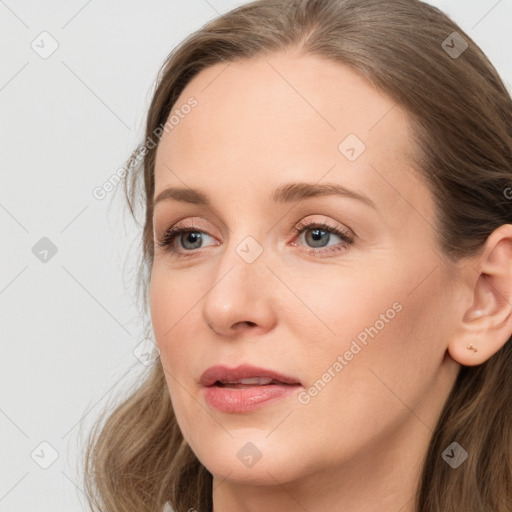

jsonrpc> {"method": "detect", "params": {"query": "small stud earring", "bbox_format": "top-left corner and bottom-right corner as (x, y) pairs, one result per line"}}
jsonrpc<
(467, 344), (478, 352)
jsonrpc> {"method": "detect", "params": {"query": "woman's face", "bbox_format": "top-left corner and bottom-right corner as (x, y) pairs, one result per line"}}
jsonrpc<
(150, 51), (462, 490)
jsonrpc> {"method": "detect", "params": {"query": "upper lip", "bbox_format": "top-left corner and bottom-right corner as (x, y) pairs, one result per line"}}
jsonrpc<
(199, 364), (301, 387)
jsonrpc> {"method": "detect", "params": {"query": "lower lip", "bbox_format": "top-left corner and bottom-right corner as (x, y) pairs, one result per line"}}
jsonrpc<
(203, 384), (301, 413)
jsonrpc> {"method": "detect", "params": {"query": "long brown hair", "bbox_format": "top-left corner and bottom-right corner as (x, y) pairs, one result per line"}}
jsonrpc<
(83, 1), (512, 510)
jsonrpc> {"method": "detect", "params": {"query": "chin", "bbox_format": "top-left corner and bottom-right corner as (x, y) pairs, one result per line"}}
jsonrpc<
(190, 435), (307, 485)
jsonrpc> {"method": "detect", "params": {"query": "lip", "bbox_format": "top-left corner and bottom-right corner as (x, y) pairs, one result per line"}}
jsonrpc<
(199, 364), (301, 387)
(200, 364), (302, 413)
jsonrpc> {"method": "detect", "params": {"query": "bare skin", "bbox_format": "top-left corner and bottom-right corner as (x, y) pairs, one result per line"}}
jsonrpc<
(150, 49), (512, 512)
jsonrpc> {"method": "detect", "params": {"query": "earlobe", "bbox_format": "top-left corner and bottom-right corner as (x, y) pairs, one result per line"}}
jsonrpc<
(447, 224), (512, 367)
(448, 336), (487, 367)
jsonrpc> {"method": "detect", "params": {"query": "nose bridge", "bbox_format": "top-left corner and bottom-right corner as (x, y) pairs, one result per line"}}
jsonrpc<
(215, 207), (271, 282)
(211, 229), (269, 302)
(201, 228), (277, 335)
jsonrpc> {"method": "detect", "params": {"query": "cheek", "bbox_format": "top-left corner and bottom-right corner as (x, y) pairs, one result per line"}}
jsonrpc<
(298, 264), (451, 434)
(289, 255), (447, 384)
(149, 267), (196, 371)
(276, 263), (405, 370)
(149, 269), (202, 431)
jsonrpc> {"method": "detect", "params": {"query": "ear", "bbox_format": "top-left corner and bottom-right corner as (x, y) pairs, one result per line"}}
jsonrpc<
(448, 224), (512, 366)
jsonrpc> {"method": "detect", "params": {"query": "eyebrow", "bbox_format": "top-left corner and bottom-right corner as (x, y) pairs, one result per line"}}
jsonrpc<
(153, 182), (377, 210)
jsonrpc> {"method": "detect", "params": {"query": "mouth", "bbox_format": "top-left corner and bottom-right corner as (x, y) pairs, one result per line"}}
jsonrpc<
(213, 378), (298, 390)
(199, 364), (301, 388)
(200, 365), (302, 413)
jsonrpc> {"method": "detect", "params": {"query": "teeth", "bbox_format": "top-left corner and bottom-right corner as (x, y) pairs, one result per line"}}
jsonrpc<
(229, 377), (274, 385)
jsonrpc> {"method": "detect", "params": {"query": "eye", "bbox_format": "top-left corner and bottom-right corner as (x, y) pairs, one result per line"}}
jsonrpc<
(290, 219), (355, 256)
(155, 218), (355, 258)
(155, 223), (217, 255)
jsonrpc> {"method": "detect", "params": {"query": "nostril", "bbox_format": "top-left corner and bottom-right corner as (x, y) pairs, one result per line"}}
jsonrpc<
(232, 321), (257, 329)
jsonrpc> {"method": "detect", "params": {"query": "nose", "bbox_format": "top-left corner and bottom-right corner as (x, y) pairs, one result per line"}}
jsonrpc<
(202, 238), (277, 338)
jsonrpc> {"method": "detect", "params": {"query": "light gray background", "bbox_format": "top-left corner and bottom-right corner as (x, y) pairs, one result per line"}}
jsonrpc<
(1, 1), (511, 510)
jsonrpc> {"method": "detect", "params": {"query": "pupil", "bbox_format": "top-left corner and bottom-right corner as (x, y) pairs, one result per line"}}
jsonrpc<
(182, 232), (202, 249)
(307, 228), (329, 248)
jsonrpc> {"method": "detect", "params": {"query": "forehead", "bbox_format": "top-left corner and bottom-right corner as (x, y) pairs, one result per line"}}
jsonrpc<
(154, 50), (432, 225)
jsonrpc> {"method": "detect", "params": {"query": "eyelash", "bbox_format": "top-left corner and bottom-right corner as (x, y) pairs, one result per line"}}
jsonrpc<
(156, 220), (355, 258)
